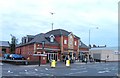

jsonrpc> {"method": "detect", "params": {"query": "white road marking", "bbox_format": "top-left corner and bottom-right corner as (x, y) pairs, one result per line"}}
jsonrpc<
(8, 70), (10, 73)
(0, 63), (3, 65)
(25, 70), (28, 72)
(7, 70), (13, 73)
(35, 69), (38, 71)
(45, 68), (49, 70)
(98, 71), (105, 73)
(98, 70), (110, 74)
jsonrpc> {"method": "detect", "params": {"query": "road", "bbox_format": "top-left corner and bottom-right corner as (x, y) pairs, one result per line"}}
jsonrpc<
(1, 62), (119, 77)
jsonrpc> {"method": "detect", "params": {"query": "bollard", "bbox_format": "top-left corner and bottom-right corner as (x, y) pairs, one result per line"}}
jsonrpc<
(51, 60), (56, 68)
(66, 60), (70, 67)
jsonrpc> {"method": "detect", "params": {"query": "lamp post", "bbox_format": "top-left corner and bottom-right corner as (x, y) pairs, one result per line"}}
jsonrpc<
(89, 27), (99, 48)
(50, 12), (55, 30)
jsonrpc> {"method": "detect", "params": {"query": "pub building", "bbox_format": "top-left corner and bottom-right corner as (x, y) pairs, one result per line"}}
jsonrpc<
(16, 29), (89, 63)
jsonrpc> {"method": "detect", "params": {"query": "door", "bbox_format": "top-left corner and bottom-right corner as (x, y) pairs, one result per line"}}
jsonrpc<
(93, 53), (101, 62)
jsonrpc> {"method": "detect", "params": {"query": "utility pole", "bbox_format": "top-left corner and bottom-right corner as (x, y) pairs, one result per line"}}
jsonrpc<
(89, 27), (99, 48)
(50, 12), (55, 30)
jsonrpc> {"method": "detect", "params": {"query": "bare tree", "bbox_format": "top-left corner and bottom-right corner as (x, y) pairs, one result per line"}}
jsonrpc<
(10, 34), (18, 54)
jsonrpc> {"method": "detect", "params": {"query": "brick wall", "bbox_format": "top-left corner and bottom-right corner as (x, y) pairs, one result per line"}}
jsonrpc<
(0, 47), (10, 57)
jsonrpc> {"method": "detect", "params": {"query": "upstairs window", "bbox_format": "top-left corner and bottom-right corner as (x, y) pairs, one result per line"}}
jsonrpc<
(64, 40), (67, 44)
(49, 34), (55, 43)
(79, 41), (82, 46)
(50, 37), (54, 42)
(74, 41), (77, 46)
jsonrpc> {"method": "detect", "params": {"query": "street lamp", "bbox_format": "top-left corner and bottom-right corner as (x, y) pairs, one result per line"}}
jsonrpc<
(89, 27), (99, 48)
(50, 12), (55, 30)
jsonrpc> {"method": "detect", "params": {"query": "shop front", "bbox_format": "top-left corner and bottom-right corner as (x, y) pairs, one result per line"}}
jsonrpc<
(62, 50), (77, 63)
(46, 52), (58, 62)
(79, 51), (89, 62)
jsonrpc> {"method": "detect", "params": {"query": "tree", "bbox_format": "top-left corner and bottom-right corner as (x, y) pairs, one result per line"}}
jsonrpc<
(10, 34), (18, 54)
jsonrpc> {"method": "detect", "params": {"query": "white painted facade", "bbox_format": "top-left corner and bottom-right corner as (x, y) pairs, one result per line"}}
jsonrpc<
(90, 47), (119, 61)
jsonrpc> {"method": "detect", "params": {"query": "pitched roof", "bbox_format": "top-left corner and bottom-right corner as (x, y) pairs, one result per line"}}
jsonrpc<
(79, 41), (89, 49)
(45, 29), (80, 39)
(16, 29), (80, 47)
(46, 29), (70, 36)
(0, 41), (10, 47)
(16, 33), (59, 47)
(29, 33), (59, 45)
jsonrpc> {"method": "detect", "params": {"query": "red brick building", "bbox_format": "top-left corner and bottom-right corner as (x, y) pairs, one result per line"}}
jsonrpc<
(16, 29), (89, 62)
(0, 41), (10, 57)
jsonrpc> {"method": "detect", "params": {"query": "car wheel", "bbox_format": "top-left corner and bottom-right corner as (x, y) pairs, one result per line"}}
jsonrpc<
(12, 58), (15, 60)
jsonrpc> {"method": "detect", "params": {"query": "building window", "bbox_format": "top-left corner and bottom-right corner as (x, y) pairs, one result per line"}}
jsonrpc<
(80, 41), (82, 46)
(75, 41), (77, 46)
(49, 34), (55, 43)
(50, 38), (54, 42)
(64, 40), (67, 44)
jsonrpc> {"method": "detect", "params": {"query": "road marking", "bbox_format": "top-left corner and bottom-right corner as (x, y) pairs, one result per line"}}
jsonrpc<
(45, 68), (49, 70)
(0, 63), (3, 65)
(98, 71), (105, 73)
(35, 69), (38, 71)
(66, 71), (88, 75)
(25, 70), (28, 72)
(105, 70), (110, 73)
(71, 69), (78, 70)
(7, 70), (13, 73)
(98, 70), (110, 74)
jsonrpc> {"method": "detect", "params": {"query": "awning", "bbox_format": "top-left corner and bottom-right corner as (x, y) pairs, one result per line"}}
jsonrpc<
(37, 48), (60, 51)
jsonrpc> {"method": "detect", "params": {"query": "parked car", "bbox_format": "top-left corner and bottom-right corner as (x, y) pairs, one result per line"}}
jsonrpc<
(9, 54), (25, 60)
(4, 54), (10, 59)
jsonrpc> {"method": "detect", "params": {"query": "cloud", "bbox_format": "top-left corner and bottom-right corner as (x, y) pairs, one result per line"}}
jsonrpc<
(0, 0), (118, 47)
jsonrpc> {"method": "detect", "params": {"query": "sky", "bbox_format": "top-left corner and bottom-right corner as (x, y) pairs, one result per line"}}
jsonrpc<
(0, 0), (118, 47)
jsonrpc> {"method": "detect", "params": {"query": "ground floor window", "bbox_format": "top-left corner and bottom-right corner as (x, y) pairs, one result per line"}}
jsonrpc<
(46, 52), (58, 62)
